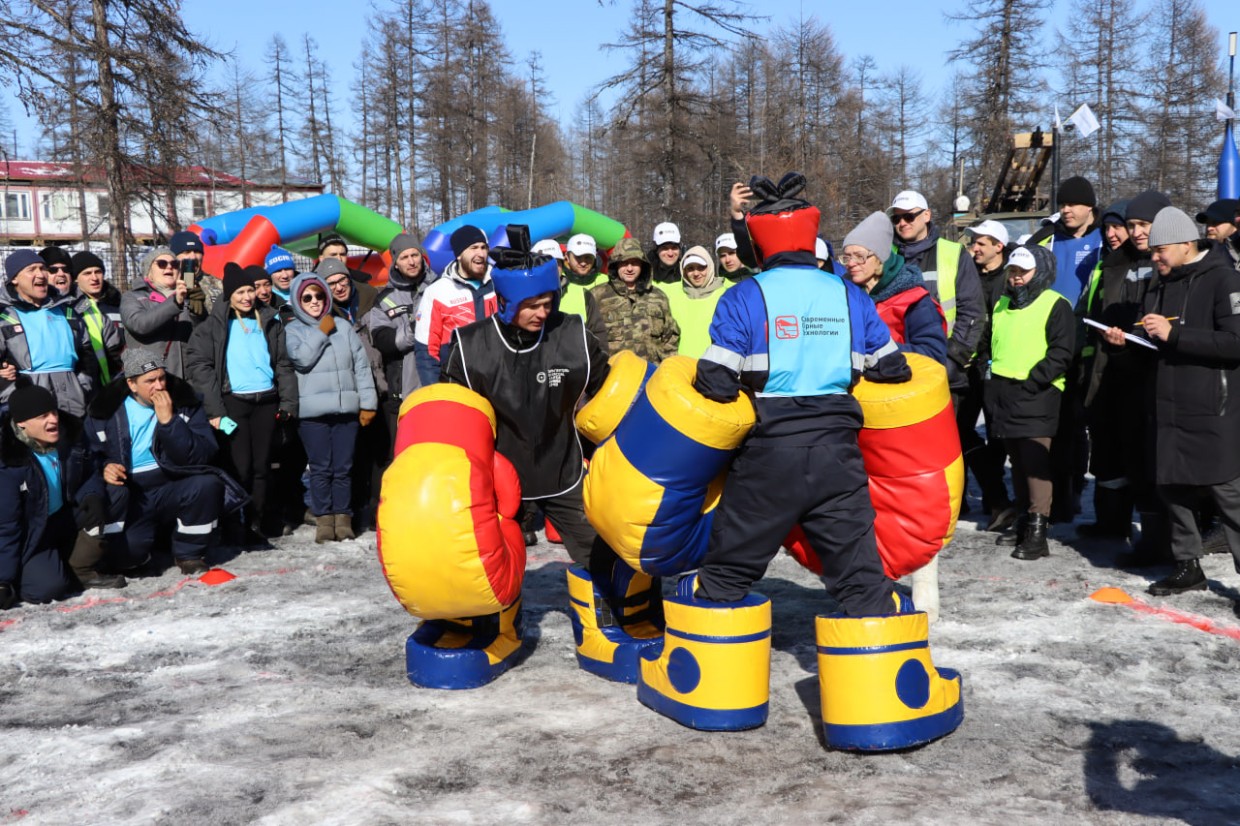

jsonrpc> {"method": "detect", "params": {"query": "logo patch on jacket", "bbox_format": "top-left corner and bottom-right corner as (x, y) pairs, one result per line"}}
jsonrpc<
(1230, 292), (1240, 315)
(775, 315), (799, 339)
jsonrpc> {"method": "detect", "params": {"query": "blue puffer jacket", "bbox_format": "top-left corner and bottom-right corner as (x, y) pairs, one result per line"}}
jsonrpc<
(284, 273), (379, 419)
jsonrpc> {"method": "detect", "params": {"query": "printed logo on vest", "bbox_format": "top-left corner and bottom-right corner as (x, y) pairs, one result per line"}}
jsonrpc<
(775, 315), (799, 339)
(536, 367), (570, 387)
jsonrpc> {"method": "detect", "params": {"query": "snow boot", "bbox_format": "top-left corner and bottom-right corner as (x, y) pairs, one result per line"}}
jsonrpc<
(996, 513), (1029, 547)
(68, 532), (127, 589)
(176, 558), (208, 575)
(986, 504), (1020, 533)
(315, 515), (335, 544)
(1012, 514), (1050, 560)
(566, 564), (664, 683)
(637, 574), (770, 731)
(334, 514), (356, 541)
(405, 598), (524, 689)
(1147, 559), (1207, 596)
(816, 609), (963, 751)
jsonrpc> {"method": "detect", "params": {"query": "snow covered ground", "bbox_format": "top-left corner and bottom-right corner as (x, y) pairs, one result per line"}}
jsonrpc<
(4, 502), (1240, 825)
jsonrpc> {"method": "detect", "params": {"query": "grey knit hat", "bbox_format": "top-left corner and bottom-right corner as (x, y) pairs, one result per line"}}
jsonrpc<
(1148, 207), (1200, 248)
(139, 246), (175, 279)
(842, 212), (894, 264)
(315, 258), (350, 279)
(122, 347), (166, 378)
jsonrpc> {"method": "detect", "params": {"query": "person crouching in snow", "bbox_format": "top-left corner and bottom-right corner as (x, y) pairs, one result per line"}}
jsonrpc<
(841, 212), (947, 364)
(985, 245), (1074, 560)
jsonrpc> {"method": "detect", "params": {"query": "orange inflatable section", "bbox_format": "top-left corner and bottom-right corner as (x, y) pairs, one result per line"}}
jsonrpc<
(378, 384), (525, 619)
(786, 353), (963, 579)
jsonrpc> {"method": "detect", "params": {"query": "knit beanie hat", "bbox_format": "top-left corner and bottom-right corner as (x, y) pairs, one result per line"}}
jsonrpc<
(4, 249), (44, 281)
(315, 258), (350, 279)
(139, 247), (175, 279)
(169, 230), (203, 254)
(450, 225), (488, 259)
(221, 262), (257, 302)
(264, 245), (296, 275)
(39, 245), (72, 268)
(1126, 190), (1173, 223)
(843, 212), (894, 264)
(1100, 200), (1130, 226)
(389, 232), (421, 257)
(1148, 207), (1200, 248)
(1057, 176), (1097, 207)
(122, 347), (166, 378)
(71, 251), (106, 277)
(7, 383), (56, 423)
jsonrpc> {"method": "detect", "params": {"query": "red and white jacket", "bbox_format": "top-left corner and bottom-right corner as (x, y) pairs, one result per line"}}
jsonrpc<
(414, 261), (497, 362)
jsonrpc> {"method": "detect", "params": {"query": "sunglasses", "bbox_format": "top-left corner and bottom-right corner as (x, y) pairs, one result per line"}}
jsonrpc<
(891, 210), (925, 225)
(301, 292), (326, 303)
(153, 259), (180, 270)
(48, 264), (70, 273)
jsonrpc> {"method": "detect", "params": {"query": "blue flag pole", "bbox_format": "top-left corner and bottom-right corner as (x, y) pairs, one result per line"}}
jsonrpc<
(1220, 32), (1239, 199)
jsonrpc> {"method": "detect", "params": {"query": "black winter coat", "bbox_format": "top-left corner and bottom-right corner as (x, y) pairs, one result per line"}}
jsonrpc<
(1083, 242), (1155, 408)
(184, 301), (298, 419)
(1140, 243), (1240, 485)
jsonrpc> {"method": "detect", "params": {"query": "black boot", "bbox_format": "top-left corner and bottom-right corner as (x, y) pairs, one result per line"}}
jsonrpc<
(997, 513), (1029, 546)
(1012, 514), (1050, 560)
(1147, 559), (1207, 596)
(1201, 522), (1230, 555)
(1118, 511), (1173, 568)
(987, 504), (1020, 533)
(1076, 485), (1133, 539)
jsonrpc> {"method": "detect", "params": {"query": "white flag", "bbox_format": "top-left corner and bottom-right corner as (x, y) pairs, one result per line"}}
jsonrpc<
(1068, 103), (1101, 138)
(1217, 99), (1238, 122)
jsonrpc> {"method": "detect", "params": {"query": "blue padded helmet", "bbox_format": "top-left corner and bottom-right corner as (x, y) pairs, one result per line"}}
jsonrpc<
(490, 224), (561, 325)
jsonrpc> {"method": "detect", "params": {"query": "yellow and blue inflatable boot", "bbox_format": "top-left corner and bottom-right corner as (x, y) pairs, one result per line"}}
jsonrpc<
(637, 578), (771, 731)
(816, 611), (963, 750)
(378, 384), (528, 689)
(566, 563), (664, 683)
(583, 355), (754, 576)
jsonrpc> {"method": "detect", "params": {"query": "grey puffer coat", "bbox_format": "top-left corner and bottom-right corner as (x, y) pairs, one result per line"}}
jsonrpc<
(284, 273), (378, 419)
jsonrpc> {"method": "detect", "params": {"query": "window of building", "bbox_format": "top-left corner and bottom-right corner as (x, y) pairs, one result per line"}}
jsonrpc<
(191, 195), (207, 220)
(41, 193), (72, 222)
(97, 193), (110, 219)
(1, 191), (31, 221)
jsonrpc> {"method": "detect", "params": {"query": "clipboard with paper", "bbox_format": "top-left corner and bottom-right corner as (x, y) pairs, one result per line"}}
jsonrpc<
(1083, 317), (1159, 350)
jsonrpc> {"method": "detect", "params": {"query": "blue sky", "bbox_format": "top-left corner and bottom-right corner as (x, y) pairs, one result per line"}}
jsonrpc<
(2, 0), (1237, 159)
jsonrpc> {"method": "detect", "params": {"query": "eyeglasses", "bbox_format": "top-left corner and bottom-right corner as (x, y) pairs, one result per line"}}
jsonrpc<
(153, 259), (180, 270)
(301, 293), (326, 304)
(891, 210), (925, 225)
(48, 264), (70, 273)
(325, 277), (350, 288)
(836, 253), (874, 265)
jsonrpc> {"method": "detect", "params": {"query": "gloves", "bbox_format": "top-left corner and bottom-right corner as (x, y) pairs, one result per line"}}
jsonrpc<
(946, 339), (974, 369)
(359, 409), (376, 427)
(186, 285), (207, 316)
(319, 315), (336, 335)
(386, 304), (412, 319)
(75, 493), (109, 533)
(275, 409), (293, 423)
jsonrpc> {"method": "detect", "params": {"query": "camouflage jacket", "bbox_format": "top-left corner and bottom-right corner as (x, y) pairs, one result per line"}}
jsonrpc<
(590, 274), (680, 364)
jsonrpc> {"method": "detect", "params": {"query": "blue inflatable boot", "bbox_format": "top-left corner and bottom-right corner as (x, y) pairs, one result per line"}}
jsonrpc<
(567, 564), (664, 683)
(405, 598), (524, 690)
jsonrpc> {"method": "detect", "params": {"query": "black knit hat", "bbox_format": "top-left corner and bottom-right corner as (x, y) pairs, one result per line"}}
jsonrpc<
(222, 262), (257, 302)
(1126, 190), (1173, 223)
(8, 383), (56, 423)
(71, 251), (106, 277)
(1057, 176), (1097, 208)
(39, 245), (72, 268)
(450, 225), (488, 259)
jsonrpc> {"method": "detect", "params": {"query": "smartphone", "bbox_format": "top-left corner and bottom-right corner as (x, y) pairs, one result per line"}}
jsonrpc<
(218, 416), (238, 435)
(180, 257), (199, 289)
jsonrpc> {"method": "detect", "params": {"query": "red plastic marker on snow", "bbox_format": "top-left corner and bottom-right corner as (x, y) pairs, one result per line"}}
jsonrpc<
(198, 568), (237, 586)
(1090, 587), (1240, 642)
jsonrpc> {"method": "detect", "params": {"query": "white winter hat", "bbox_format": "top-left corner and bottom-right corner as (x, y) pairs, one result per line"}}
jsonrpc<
(566, 233), (597, 257)
(967, 219), (1010, 247)
(653, 222), (681, 245)
(531, 239), (563, 260)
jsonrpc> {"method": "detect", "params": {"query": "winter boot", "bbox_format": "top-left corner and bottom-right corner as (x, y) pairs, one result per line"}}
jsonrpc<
(1119, 511), (1174, 568)
(1012, 514), (1050, 560)
(996, 513), (1029, 547)
(1147, 559), (1208, 596)
(176, 558), (208, 575)
(816, 609), (963, 751)
(315, 515), (335, 544)
(334, 514), (356, 541)
(566, 565), (664, 683)
(636, 574), (771, 731)
(1076, 484), (1133, 539)
(986, 504), (1020, 533)
(68, 531), (127, 590)
(405, 598), (524, 689)
(1201, 521), (1230, 555)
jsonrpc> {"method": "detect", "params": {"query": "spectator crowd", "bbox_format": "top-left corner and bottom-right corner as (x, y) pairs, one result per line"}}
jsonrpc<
(3, 181), (1240, 614)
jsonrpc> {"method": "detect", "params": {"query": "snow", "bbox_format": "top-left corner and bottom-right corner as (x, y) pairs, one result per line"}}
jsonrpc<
(3, 499), (1240, 825)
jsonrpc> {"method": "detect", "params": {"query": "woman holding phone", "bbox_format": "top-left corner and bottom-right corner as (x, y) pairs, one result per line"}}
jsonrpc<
(283, 272), (378, 543)
(119, 247), (206, 379)
(186, 263), (297, 543)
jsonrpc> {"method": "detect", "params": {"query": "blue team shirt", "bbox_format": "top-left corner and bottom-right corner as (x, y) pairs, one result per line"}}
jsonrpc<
(33, 450), (63, 514)
(226, 317), (275, 394)
(124, 395), (160, 473)
(14, 306), (77, 373)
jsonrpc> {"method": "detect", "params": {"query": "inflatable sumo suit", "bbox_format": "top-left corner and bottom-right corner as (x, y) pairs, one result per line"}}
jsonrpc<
(636, 173), (963, 747)
(378, 384), (526, 689)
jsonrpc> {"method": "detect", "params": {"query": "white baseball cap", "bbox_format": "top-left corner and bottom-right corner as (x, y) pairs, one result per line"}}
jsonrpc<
(565, 233), (597, 258)
(715, 233), (737, 251)
(681, 252), (709, 269)
(1006, 247), (1037, 271)
(653, 222), (681, 245)
(967, 219), (1010, 247)
(887, 190), (929, 215)
(531, 239), (563, 260)
(814, 237), (829, 261)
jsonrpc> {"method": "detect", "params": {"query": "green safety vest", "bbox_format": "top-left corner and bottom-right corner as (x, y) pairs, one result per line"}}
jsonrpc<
(559, 273), (607, 321)
(990, 289), (1068, 391)
(80, 300), (111, 384)
(658, 281), (731, 358)
(920, 238), (961, 334)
